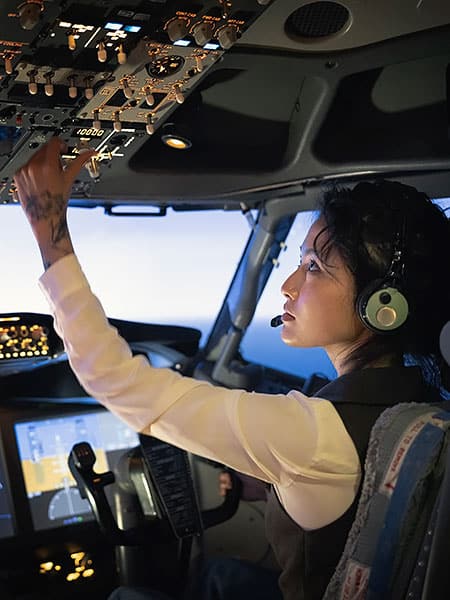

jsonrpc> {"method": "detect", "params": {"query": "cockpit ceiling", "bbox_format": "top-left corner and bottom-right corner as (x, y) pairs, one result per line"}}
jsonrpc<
(0, 0), (450, 209)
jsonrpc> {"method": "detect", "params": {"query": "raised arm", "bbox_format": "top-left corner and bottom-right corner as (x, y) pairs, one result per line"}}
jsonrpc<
(13, 136), (96, 269)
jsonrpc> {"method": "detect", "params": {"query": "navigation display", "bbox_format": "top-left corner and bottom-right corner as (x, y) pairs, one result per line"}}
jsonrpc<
(14, 410), (139, 531)
(0, 434), (15, 539)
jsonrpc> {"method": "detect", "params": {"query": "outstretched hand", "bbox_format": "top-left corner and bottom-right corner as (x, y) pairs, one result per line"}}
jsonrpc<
(14, 137), (96, 269)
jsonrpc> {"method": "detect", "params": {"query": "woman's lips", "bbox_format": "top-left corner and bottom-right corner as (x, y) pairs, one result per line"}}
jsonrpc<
(282, 312), (295, 322)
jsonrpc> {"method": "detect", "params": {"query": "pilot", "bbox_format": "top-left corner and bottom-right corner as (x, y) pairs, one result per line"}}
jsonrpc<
(14, 138), (449, 600)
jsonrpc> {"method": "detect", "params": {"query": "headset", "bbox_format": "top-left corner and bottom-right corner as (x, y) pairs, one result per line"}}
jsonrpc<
(357, 212), (409, 333)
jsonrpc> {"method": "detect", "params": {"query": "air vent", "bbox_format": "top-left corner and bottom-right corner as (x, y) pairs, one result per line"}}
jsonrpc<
(285, 1), (350, 40)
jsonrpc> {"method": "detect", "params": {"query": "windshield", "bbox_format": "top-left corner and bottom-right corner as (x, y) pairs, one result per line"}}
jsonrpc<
(2, 205), (251, 343)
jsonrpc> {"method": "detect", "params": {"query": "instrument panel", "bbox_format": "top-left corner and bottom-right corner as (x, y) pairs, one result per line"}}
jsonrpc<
(0, 0), (272, 204)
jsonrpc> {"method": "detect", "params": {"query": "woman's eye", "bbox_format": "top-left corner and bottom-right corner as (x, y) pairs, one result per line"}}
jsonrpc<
(306, 259), (320, 272)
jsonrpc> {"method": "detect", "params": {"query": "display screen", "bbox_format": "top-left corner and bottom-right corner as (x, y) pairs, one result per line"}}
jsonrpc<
(0, 434), (15, 539)
(14, 410), (139, 531)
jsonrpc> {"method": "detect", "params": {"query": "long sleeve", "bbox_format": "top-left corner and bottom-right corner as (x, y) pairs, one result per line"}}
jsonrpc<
(39, 254), (361, 530)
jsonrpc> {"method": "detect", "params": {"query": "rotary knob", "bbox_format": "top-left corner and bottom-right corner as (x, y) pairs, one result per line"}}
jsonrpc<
(166, 18), (189, 43)
(217, 25), (238, 50)
(192, 21), (214, 46)
(17, 0), (43, 31)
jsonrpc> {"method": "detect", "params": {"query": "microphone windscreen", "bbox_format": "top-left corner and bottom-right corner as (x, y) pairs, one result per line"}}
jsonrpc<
(270, 315), (283, 328)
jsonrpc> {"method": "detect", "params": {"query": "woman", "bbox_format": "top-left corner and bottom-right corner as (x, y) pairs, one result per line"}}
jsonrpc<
(14, 138), (449, 599)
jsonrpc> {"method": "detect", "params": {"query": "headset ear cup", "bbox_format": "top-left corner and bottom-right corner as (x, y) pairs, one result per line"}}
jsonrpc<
(357, 279), (409, 333)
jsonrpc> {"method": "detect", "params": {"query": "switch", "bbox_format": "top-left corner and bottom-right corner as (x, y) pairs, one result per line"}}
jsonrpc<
(44, 71), (54, 97)
(120, 79), (133, 99)
(117, 44), (127, 65)
(97, 41), (107, 63)
(84, 77), (94, 99)
(173, 84), (184, 104)
(67, 31), (77, 51)
(68, 75), (77, 99)
(27, 70), (38, 95)
(113, 112), (122, 132)
(92, 109), (101, 130)
(5, 56), (13, 75)
(192, 21), (214, 46)
(166, 18), (189, 43)
(17, 0), (43, 31)
(146, 114), (155, 135)
(217, 25), (238, 50)
(144, 87), (155, 107)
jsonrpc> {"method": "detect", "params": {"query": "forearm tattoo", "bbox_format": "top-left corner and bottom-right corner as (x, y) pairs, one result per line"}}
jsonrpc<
(23, 191), (71, 269)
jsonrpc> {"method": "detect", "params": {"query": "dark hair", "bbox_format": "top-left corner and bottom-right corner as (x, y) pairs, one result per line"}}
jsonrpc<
(315, 180), (449, 393)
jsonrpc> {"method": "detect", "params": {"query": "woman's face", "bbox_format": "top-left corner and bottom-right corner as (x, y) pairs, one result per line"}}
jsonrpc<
(280, 218), (369, 370)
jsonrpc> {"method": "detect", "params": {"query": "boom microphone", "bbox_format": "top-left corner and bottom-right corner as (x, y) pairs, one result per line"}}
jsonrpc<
(270, 315), (283, 328)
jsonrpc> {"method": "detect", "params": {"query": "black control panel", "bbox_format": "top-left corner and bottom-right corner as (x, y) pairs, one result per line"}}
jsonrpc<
(0, 0), (273, 204)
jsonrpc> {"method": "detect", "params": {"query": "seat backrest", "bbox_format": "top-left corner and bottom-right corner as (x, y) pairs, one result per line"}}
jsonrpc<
(323, 402), (450, 600)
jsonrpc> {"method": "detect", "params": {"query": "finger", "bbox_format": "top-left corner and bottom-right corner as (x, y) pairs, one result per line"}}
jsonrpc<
(64, 149), (98, 184)
(44, 136), (68, 170)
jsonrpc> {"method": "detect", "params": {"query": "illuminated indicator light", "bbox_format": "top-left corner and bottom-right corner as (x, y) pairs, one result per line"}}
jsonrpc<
(55, 565), (62, 571)
(0, 354), (3, 359)
(71, 552), (85, 562)
(5, 353), (11, 358)
(42, 350), (48, 355)
(105, 22), (123, 31)
(75, 566), (85, 572)
(204, 42), (220, 50)
(0, 317), (20, 322)
(59, 21), (72, 28)
(82, 569), (94, 578)
(20, 351), (25, 357)
(66, 572), (80, 582)
(162, 136), (191, 150)
(124, 25), (141, 33)
(40, 562), (54, 571)
(173, 39), (191, 47)
(12, 352), (18, 357)
(27, 351), (33, 356)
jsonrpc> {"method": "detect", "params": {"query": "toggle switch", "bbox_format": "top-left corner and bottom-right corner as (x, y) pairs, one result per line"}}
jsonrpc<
(120, 79), (133, 99)
(173, 84), (184, 104)
(4, 56), (13, 75)
(86, 156), (100, 179)
(113, 112), (122, 132)
(27, 69), (38, 95)
(68, 75), (77, 99)
(84, 77), (94, 99)
(44, 71), (54, 97)
(92, 109), (101, 130)
(144, 87), (155, 107)
(117, 44), (127, 65)
(146, 114), (155, 135)
(67, 30), (77, 51)
(97, 41), (107, 63)
(195, 55), (204, 73)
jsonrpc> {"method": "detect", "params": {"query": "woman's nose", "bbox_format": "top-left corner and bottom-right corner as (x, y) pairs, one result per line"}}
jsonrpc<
(281, 268), (301, 299)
